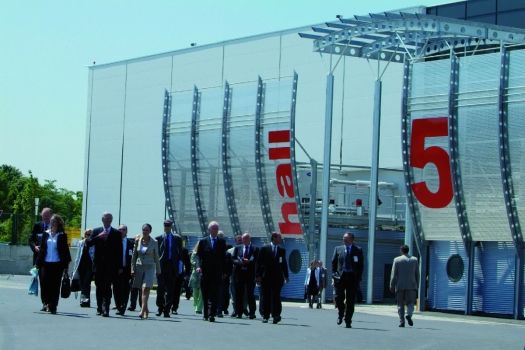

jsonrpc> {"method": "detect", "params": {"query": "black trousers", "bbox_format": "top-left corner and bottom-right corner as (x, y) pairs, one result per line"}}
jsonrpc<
(201, 275), (220, 319)
(94, 267), (117, 313)
(129, 286), (142, 309)
(113, 270), (131, 311)
(171, 273), (183, 311)
(156, 263), (176, 313)
(260, 278), (283, 319)
(78, 264), (93, 302)
(335, 272), (358, 323)
(234, 273), (256, 316)
(217, 276), (230, 314)
(40, 262), (64, 311)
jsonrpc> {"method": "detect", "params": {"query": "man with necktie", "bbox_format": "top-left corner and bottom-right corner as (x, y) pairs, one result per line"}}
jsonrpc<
(86, 212), (123, 317)
(114, 225), (134, 316)
(331, 232), (364, 328)
(256, 232), (289, 324)
(196, 221), (227, 322)
(29, 207), (52, 311)
(232, 232), (259, 319)
(156, 219), (183, 317)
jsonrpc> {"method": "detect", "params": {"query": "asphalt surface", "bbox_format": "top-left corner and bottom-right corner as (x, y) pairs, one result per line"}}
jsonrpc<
(1, 274), (524, 350)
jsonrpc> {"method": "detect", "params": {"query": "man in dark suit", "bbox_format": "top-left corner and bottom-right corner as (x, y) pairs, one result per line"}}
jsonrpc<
(196, 220), (227, 322)
(156, 219), (183, 317)
(113, 224), (134, 316)
(256, 232), (289, 324)
(28, 207), (52, 311)
(331, 232), (364, 328)
(86, 212), (123, 317)
(232, 232), (259, 319)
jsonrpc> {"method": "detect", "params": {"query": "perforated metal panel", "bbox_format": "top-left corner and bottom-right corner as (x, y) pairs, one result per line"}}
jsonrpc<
(166, 90), (202, 235)
(281, 238), (309, 299)
(472, 242), (516, 315)
(457, 53), (511, 242)
(408, 60), (461, 241)
(428, 241), (467, 311)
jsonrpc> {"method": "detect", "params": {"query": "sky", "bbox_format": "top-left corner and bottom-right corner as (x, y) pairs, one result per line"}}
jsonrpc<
(0, 0), (441, 192)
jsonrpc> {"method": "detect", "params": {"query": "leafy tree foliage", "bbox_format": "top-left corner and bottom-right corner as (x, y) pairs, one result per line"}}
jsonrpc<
(0, 164), (82, 244)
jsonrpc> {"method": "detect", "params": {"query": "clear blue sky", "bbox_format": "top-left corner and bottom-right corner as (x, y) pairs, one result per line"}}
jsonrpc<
(0, 0), (441, 191)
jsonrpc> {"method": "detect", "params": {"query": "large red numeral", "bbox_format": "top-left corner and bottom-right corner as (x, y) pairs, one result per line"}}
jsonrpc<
(410, 117), (453, 208)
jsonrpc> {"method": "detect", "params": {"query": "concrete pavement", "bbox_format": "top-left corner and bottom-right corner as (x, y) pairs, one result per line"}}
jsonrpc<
(1, 274), (523, 350)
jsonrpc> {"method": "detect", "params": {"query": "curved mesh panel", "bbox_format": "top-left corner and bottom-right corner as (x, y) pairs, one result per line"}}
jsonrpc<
(457, 53), (511, 241)
(408, 60), (461, 241)
(167, 90), (201, 235)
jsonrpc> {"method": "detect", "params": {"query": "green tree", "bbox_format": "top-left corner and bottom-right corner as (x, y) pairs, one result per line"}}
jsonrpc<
(0, 165), (82, 244)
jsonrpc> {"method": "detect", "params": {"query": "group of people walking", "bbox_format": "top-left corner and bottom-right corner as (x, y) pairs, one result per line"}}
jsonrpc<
(29, 208), (420, 329)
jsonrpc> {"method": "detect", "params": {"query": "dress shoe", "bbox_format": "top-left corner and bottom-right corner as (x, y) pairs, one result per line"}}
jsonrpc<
(249, 315), (256, 320)
(262, 318), (269, 323)
(156, 310), (163, 317)
(128, 307), (136, 312)
(317, 303), (322, 309)
(171, 310), (178, 315)
(236, 315), (242, 319)
(102, 311), (109, 317)
(309, 303), (313, 309)
(337, 317), (343, 325)
(163, 312), (170, 318)
(399, 322), (405, 328)
(203, 317), (209, 321)
(40, 305), (47, 312)
(96, 309), (103, 316)
(112, 306), (117, 310)
(405, 316), (413, 326)
(209, 316), (215, 322)
(345, 322), (351, 328)
(217, 313), (223, 318)
(115, 310), (123, 316)
(243, 310), (249, 316)
(272, 316), (281, 324)
(231, 313), (238, 318)
(50, 309), (57, 315)
(223, 310), (229, 315)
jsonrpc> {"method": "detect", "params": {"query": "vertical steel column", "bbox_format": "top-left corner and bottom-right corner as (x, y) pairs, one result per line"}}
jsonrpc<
(289, 72), (306, 237)
(190, 86), (208, 236)
(497, 47), (524, 319)
(320, 73), (334, 282)
(366, 79), (382, 305)
(221, 82), (242, 236)
(400, 60), (426, 309)
(447, 54), (473, 314)
(309, 159), (318, 262)
(255, 77), (275, 238)
(161, 90), (177, 232)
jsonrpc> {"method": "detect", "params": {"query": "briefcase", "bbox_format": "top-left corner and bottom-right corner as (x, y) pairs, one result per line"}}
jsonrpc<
(61, 271), (71, 298)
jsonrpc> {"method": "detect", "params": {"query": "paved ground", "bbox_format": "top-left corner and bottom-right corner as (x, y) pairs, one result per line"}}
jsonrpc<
(1, 274), (524, 350)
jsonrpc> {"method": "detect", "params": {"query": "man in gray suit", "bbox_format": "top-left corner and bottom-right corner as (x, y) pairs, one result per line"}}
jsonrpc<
(389, 244), (419, 327)
(331, 232), (364, 328)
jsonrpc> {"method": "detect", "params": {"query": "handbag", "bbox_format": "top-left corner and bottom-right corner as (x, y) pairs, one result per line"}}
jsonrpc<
(61, 271), (71, 298)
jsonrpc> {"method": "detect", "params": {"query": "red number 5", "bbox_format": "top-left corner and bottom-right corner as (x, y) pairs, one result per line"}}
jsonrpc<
(410, 117), (453, 209)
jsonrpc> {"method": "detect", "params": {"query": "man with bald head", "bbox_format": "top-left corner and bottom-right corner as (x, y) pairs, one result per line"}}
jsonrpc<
(196, 221), (227, 322)
(86, 212), (123, 317)
(232, 232), (259, 319)
(332, 232), (364, 328)
(29, 207), (52, 311)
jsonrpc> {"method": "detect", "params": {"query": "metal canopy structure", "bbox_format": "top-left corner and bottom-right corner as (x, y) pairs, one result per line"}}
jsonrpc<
(299, 12), (525, 314)
(299, 12), (525, 63)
